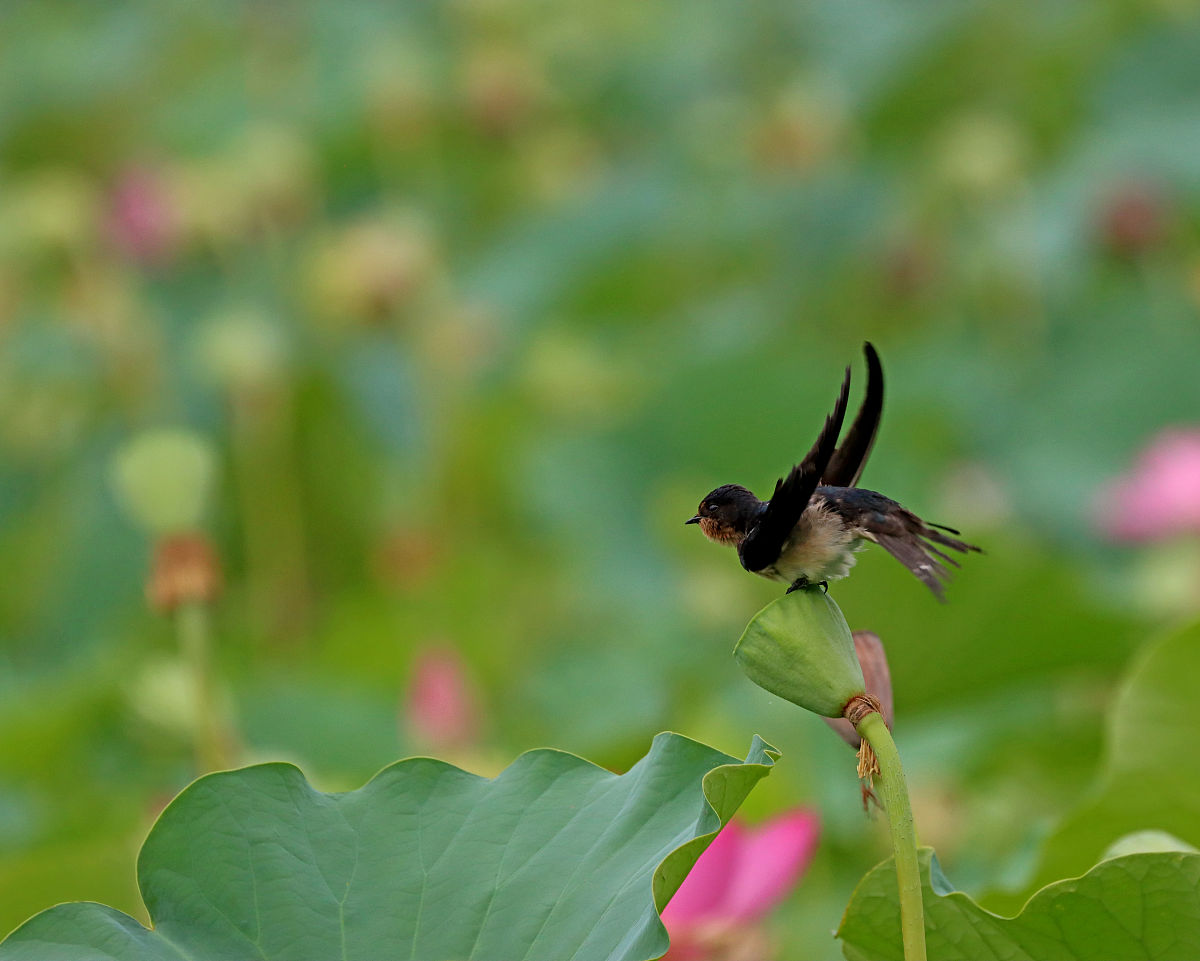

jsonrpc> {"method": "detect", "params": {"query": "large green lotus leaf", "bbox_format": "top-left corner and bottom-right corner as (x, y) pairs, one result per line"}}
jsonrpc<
(839, 847), (1200, 961)
(1, 733), (777, 961)
(988, 618), (1200, 913)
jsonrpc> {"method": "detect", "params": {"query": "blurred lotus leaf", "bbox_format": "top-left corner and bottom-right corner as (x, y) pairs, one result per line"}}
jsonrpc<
(1102, 830), (1199, 860)
(0, 733), (777, 961)
(1006, 618), (1200, 904)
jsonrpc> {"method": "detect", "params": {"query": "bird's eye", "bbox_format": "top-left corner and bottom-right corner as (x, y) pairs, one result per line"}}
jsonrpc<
(705, 503), (717, 515)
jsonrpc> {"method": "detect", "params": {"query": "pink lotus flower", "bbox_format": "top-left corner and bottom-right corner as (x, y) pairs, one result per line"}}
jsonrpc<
(662, 810), (820, 961)
(1097, 428), (1200, 541)
(105, 165), (180, 264)
(403, 646), (480, 753)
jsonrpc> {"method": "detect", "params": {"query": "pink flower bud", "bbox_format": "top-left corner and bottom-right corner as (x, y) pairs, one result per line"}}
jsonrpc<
(403, 646), (480, 753)
(106, 166), (180, 265)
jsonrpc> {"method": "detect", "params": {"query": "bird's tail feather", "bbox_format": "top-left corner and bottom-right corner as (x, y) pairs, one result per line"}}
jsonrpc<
(875, 523), (981, 602)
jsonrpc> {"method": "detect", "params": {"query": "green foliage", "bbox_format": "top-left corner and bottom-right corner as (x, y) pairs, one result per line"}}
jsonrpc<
(4, 0), (1200, 956)
(838, 618), (1200, 959)
(734, 589), (864, 718)
(839, 848), (1200, 961)
(0, 734), (777, 961)
(989, 618), (1200, 913)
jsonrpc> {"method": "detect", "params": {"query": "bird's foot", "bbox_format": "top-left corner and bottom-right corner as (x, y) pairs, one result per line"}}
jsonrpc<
(786, 577), (829, 595)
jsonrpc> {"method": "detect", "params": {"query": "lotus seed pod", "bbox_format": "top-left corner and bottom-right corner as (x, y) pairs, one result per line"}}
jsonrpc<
(227, 122), (315, 225)
(195, 308), (287, 392)
(935, 112), (1026, 196)
(168, 158), (247, 246)
(734, 589), (865, 718)
(125, 655), (199, 738)
(12, 168), (101, 252)
(110, 429), (216, 536)
(304, 214), (437, 329)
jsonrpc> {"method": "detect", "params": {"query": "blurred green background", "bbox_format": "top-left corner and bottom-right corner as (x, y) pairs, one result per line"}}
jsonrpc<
(2, 1), (1200, 957)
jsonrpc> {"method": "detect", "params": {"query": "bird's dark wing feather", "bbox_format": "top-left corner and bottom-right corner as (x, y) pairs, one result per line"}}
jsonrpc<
(823, 342), (883, 488)
(738, 367), (852, 573)
(819, 487), (982, 601)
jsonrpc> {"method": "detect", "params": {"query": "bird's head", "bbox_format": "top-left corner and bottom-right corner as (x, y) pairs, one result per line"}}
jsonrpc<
(686, 484), (760, 545)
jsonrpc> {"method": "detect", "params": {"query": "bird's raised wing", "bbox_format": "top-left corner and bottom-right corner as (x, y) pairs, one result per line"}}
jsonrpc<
(738, 365), (852, 573)
(822, 342), (883, 489)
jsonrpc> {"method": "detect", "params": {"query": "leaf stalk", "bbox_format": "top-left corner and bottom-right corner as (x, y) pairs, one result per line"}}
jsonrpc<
(856, 710), (926, 961)
(176, 600), (228, 772)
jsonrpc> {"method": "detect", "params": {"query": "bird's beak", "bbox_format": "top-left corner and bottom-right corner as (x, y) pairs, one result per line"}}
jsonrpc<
(685, 514), (701, 525)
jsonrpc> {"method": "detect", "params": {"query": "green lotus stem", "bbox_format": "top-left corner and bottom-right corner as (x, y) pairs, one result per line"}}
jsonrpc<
(176, 600), (227, 772)
(856, 711), (926, 961)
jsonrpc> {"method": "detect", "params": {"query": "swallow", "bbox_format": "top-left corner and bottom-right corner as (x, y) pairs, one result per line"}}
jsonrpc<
(686, 343), (979, 600)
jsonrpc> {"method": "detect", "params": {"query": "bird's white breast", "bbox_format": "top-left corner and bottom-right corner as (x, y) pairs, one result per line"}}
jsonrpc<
(758, 499), (863, 584)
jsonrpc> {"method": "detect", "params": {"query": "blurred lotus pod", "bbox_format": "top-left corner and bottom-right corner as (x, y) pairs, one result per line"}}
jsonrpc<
(522, 330), (641, 424)
(753, 81), (849, 175)
(418, 301), (499, 381)
(167, 159), (250, 247)
(8, 168), (101, 253)
(520, 128), (603, 205)
(196, 307), (288, 392)
(935, 113), (1026, 197)
(63, 264), (150, 350)
(460, 45), (546, 137)
(126, 655), (201, 738)
(305, 215), (437, 328)
(110, 429), (217, 535)
(733, 589), (865, 718)
(822, 631), (894, 748)
(125, 653), (233, 740)
(228, 123), (315, 226)
(363, 40), (435, 144)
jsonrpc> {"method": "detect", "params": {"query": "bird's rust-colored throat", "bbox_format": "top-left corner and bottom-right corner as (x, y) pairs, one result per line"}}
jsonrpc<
(698, 516), (744, 546)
